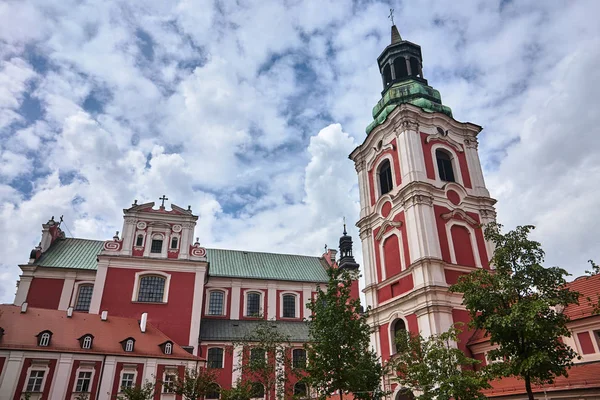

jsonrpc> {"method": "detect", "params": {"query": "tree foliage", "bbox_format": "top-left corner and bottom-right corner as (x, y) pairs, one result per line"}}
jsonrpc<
(305, 267), (383, 400)
(450, 223), (580, 400)
(392, 325), (489, 400)
(220, 379), (257, 400)
(116, 382), (155, 400)
(169, 366), (219, 400)
(232, 321), (296, 400)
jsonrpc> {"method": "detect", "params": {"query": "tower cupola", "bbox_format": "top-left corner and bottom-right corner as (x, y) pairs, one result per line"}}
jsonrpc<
(338, 222), (359, 272)
(366, 24), (453, 135)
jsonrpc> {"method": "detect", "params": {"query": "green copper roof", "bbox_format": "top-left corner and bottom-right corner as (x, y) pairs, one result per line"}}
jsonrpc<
(200, 319), (310, 342)
(31, 238), (329, 282)
(366, 79), (453, 135)
(33, 238), (104, 270)
(206, 248), (328, 282)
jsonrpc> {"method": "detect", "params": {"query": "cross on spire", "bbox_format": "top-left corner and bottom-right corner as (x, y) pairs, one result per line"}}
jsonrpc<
(388, 8), (395, 25)
(159, 195), (168, 208)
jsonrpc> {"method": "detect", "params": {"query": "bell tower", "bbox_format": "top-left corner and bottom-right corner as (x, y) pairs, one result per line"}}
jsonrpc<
(350, 24), (497, 366)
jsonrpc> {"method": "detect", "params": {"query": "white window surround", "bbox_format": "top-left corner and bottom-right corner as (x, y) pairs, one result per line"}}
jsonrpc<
(82, 335), (93, 349)
(73, 364), (96, 393)
(207, 347), (225, 368)
(70, 281), (95, 308)
(205, 289), (228, 316)
(164, 342), (173, 355)
(279, 291), (300, 319)
(39, 332), (51, 347)
(375, 154), (397, 198)
(431, 143), (464, 186)
(169, 233), (180, 250)
(163, 368), (177, 393)
(134, 231), (147, 248)
(445, 220), (482, 268)
(131, 270), (171, 303)
(388, 316), (409, 356)
(243, 289), (265, 318)
(23, 361), (50, 394)
(119, 367), (138, 392)
(125, 339), (134, 352)
(378, 230), (406, 282)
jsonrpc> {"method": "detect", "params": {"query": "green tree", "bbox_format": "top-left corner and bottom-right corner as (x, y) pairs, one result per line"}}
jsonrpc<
(450, 223), (580, 400)
(116, 382), (154, 400)
(392, 325), (490, 400)
(305, 267), (383, 400)
(170, 366), (219, 400)
(232, 321), (297, 400)
(220, 379), (257, 400)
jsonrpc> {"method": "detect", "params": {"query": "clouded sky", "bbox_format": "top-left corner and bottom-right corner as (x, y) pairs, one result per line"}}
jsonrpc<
(1, 0), (599, 303)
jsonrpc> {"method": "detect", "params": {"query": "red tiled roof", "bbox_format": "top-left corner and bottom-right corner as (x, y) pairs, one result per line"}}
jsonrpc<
(563, 274), (600, 320)
(484, 362), (600, 396)
(0, 305), (199, 360)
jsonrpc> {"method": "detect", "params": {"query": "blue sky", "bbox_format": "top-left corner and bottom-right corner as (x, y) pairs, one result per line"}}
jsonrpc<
(1, 0), (599, 302)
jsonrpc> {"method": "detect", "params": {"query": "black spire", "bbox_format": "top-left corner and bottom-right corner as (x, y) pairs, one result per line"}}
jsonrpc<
(338, 220), (359, 272)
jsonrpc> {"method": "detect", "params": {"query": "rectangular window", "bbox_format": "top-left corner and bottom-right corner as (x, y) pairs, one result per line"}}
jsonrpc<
(208, 291), (224, 315)
(250, 348), (266, 365)
(75, 371), (92, 392)
(207, 348), (224, 368)
(246, 292), (261, 317)
(163, 373), (176, 393)
(282, 294), (296, 318)
(26, 370), (45, 392)
(293, 349), (306, 369)
(137, 275), (166, 303)
(74, 285), (94, 311)
(151, 239), (163, 253)
(121, 373), (135, 390)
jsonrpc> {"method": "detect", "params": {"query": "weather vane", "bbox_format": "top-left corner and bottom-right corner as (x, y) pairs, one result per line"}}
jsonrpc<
(388, 8), (395, 25)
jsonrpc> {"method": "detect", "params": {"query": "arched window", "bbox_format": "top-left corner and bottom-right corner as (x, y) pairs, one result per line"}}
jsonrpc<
(38, 331), (51, 347)
(246, 292), (262, 317)
(395, 388), (415, 400)
(436, 149), (455, 182)
(150, 235), (163, 253)
(82, 335), (93, 349)
(170, 236), (178, 249)
(208, 290), (225, 315)
(409, 57), (421, 77)
(251, 383), (265, 399)
(282, 294), (296, 318)
(207, 347), (224, 368)
(294, 382), (308, 397)
(137, 275), (166, 302)
(125, 339), (134, 352)
(383, 64), (392, 86)
(164, 342), (172, 355)
(74, 284), (93, 311)
(292, 349), (306, 369)
(393, 319), (407, 353)
(378, 159), (393, 196)
(136, 234), (144, 247)
(206, 383), (221, 399)
(394, 57), (408, 79)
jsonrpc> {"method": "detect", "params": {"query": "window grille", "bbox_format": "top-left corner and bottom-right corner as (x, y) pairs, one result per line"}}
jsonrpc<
(125, 339), (134, 352)
(26, 370), (45, 392)
(294, 382), (307, 397)
(39, 332), (51, 347)
(378, 160), (393, 195)
(75, 284), (93, 311)
(282, 294), (296, 318)
(136, 235), (144, 247)
(207, 348), (224, 368)
(121, 373), (135, 390)
(137, 275), (166, 302)
(436, 149), (455, 182)
(250, 348), (266, 365)
(151, 239), (163, 253)
(164, 342), (172, 355)
(292, 349), (306, 369)
(170, 237), (178, 249)
(82, 335), (93, 349)
(163, 373), (176, 393)
(75, 371), (92, 392)
(246, 292), (261, 317)
(208, 291), (224, 315)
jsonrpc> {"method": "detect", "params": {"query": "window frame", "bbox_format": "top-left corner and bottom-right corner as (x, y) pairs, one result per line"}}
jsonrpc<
(37, 331), (52, 347)
(293, 382), (308, 398)
(163, 368), (177, 393)
(205, 383), (221, 399)
(125, 339), (135, 352)
(391, 318), (407, 354)
(445, 220), (482, 268)
(81, 335), (93, 349)
(131, 271), (171, 303)
(135, 233), (145, 247)
(207, 347), (225, 369)
(251, 382), (265, 399)
(75, 370), (93, 393)
(280, 292), (299, 319)
(377, 158), (394, 197)
(244, 290), (264, 318)
(25, 369), (46, 392)
(292, 348), (307, 369)
(431, 144), (463, 186)
(120, 371), (136, 391)
(206, 289), (227, 316)
(169, 234), (180, 250)
(73, 283), (94, 312)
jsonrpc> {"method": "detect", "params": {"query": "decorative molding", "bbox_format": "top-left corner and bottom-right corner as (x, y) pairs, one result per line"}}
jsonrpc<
(375, 220), (403, 241)
(463, 137), (479, 150)
(136, 221), (147, 230)
(440, 209), (479, 227)
(425, 132), (464, 152)
(103, 240), (123, 251)
(124, 217), (137, 225)
(402, 193), (434, 208)
(181, 222), (195, 229)
(190, 245), (207, 258)
(479, 209), (497, 219)
(172, 224), (182, 233)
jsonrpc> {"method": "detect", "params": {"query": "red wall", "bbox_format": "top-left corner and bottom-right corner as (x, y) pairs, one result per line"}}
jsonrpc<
(383, 234), (402, 278)
(200, 345), (234, 388)
(111, 362), (144, 397)
(368, 138), (402, 205)
(64, 360), (102, 400)
(379, 323), (390, 361)
(14, 358), (57, 400)
(377, 275), (414, 304)
(451, 225), (476, 267)
(373, 212), (410, 284)
(99, 268), (195, 344)
(421, 133), (472, 188)
(452, 309), (474, 356)
(444, 269), (467, 285)
(578, 332), (596, 354)
(154, 365), (184, 400)
(26, 278), (64, 309)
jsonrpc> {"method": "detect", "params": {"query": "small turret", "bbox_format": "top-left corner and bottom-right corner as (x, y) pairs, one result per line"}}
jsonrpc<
(338, 221), (359, 272)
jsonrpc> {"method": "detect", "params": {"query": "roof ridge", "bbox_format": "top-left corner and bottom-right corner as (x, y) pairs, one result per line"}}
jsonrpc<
(207, 246), (322, 259)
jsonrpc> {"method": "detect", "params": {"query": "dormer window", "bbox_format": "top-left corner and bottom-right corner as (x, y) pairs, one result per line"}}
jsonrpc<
(37, 330), (52, 347)
(159, 341), (173, 355)
(170, 237), (178, 249)
(78, 334), (94, 349)
(120, 337), (135, 352)
(136, 234), (144, 247)
(378, 159), (393, 196)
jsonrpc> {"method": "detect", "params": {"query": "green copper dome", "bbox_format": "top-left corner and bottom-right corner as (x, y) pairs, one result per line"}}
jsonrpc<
(366, 25), (452, 135)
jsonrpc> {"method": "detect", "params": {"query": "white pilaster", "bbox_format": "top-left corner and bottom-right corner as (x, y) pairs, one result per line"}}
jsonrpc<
(89, 261), (109, 315)
(403, 200), (442, 262)
(267, 284), (277, 320)
(58, 273), (76, 310)
(189, 269), (207, 355)
(302, 285), (312, 319)
(0, 351), (24, 399)
(121, 217), (136, 256)
(144, 359), (157, 383)
(14, 275), (32, 306)
(397, 127), (427, 183)
(98, 356), (117, 399)
(230, 281), (241, 320)
(49, 353), (73, 399)
(231, 345), (242, 385)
